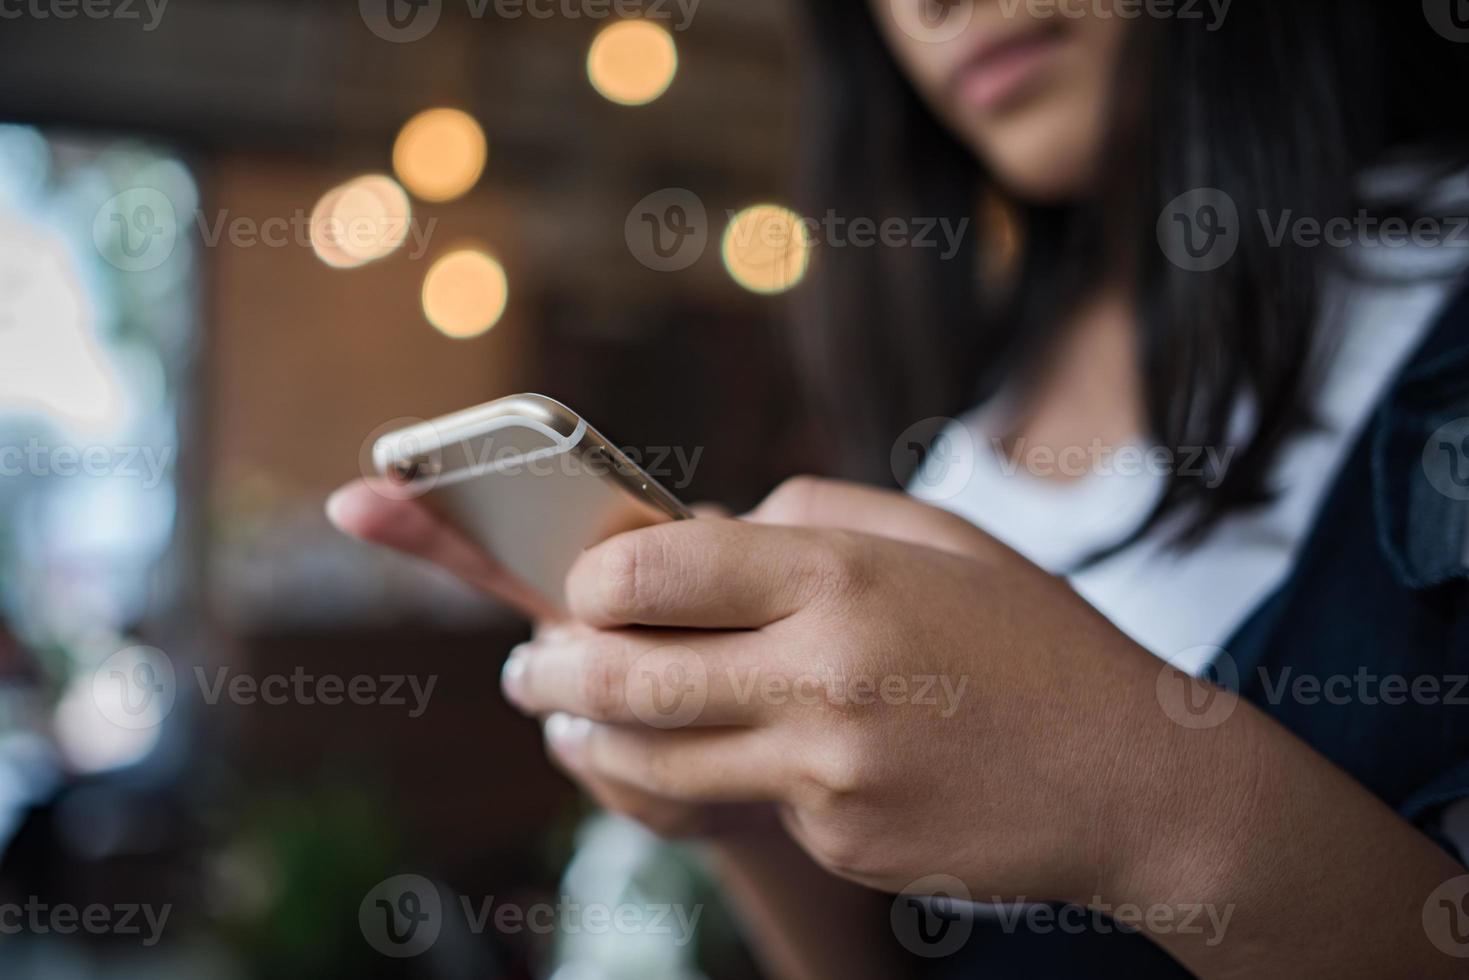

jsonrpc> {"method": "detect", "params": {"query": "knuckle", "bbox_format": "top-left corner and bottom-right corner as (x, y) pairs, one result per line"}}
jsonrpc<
(800, 736), (871, 803)
(596, 536), (642, 617)
(764, 475), (825, 522)
(636, 748), (678, 797)
(793, 743), (888, 882)
(808, 534), (873, 602)
(580, 649), (626, 720)
(597, 529), (671, 619)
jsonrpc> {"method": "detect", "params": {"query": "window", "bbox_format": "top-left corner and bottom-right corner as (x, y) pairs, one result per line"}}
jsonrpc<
(0, 124), (196, 775)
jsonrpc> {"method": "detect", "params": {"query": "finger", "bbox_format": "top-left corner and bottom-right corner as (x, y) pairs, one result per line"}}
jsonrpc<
(543, 714), (782, 802)
(501, 629), (763, 727)
(538, 724), (762, 838)
(748, 476), (1001, 563)
(537, 726), (687, 830)
(565, 519), (836, 629)
(327, 479), (561, 622)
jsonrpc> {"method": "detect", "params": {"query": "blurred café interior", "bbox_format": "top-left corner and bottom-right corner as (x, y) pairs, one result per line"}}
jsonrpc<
(0, 2), (814, 976)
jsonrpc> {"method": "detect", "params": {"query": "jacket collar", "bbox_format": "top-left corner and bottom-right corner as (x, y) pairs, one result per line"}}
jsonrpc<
(1373, 280), (1469, 590)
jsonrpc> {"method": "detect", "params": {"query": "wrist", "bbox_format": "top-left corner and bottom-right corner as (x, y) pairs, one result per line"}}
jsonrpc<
(1099, 681), (1271, 917)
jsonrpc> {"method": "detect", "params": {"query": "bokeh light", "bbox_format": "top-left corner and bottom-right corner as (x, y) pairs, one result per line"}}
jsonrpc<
(421, 249), (508, 339)
(0, 214), (125, 430)
(721, 204), (811, 295)
(587, 20), (678, 106)
(309, 184), (352, 268)
(393, 108), (488, 203)
(309, 174), (411, 268)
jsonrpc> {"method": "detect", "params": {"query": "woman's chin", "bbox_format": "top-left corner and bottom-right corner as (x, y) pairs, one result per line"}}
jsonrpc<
(965, 118), (1103, 204)
(983, 145), (1097, 204)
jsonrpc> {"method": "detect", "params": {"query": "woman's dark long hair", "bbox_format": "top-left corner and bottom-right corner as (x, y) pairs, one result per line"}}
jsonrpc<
(794, 0), (1469, 552)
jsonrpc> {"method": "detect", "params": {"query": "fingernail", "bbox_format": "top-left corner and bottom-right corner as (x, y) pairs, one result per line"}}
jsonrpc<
(501, 646), (529, 702)
(544, 712), (592, 767)
(324, 487), (352, 526)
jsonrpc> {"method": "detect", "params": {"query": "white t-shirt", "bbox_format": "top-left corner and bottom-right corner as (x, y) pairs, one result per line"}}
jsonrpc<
(910, 255), (1466, 858)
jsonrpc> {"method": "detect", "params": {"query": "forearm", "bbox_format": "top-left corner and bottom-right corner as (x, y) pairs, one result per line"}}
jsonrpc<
(704, 829), (904, 980)
(1113, 694), (1466, 978)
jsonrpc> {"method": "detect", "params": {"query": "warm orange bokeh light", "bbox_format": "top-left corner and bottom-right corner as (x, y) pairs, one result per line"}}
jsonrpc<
(587, 20), (678, 106)
(393, 108), (488, 203)
(722, 204), (811, 295)
(309, 184), (353, 268)
(421, 249), (508, 338)
(310, 174), (411, 268)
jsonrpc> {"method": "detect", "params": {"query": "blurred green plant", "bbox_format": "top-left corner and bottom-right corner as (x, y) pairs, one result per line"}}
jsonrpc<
(208, 780), (401, 977)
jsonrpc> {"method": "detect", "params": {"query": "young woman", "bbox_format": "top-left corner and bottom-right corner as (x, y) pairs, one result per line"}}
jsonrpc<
(329, 1), (1469, 975)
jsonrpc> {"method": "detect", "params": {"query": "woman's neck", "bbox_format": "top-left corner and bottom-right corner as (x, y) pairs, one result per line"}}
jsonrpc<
(998, 287), (1144, 480)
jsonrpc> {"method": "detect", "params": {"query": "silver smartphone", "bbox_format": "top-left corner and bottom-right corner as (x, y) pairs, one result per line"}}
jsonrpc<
(372, 394), (692, 608)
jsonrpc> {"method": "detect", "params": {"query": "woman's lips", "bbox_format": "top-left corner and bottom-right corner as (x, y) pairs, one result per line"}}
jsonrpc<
(951, 28), (1068, 112)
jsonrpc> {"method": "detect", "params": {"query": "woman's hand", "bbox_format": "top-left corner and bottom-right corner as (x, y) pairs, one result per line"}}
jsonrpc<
(335, 476), (1469, 976)
(333, 476), (1468, 976)
(498, 476), (1184, 904)
(325, 479), (776, 840)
